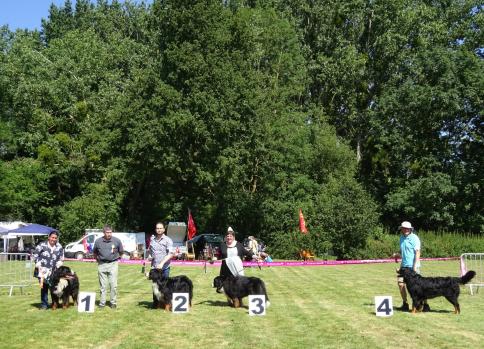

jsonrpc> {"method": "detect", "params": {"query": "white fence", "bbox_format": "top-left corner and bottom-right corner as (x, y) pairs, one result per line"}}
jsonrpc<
(460, 253), (484, 295)
(0, 253), (33, 296)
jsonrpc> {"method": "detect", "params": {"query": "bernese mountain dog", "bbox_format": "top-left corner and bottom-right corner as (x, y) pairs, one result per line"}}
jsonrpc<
(398, 267), (475, 314)
(148, 269), (193, 311)
(50, 265), (80, 310)
(213, 275), (270, 308)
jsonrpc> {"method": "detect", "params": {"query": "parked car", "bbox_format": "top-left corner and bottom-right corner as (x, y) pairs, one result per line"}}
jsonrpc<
(187, 234), (223, 260)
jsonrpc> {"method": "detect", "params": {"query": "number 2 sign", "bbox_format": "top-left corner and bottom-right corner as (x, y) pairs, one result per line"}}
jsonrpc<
(375, 296), (393, 317)
(172, 293), (189, 313)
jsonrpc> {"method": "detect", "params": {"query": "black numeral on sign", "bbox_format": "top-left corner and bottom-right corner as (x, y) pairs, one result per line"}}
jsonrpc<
(377, 298), (391, 315)
(172, 293), (189, 313)
(174, 295), (187, 312)
(251, 297), (264, 315)
(81, 295), (91, 312)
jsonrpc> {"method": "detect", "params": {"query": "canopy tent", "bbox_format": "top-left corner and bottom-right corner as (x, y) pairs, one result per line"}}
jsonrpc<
(1, 223), (57, 252)
(7, 223), (57, 235)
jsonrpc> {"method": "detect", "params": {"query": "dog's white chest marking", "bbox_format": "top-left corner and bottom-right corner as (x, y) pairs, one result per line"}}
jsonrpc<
(54, 278), (68, 296)
(152, 282), (162, 301)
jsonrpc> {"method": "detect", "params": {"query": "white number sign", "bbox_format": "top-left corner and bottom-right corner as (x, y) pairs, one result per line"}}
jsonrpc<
(172, 293), (189, 313)
(375, 296), (393, 317)
(249, 295), (266, 316)
(78, 291), (96, 313)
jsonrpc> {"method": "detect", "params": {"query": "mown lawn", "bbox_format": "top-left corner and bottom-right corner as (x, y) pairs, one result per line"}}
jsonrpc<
(1, 260), (482, 349)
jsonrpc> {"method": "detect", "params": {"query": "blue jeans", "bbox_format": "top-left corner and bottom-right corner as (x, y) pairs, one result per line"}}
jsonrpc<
(161, 267), (170, 278)
(39, 278), (49, 308)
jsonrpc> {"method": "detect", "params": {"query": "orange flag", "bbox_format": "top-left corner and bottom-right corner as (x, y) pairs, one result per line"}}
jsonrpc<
(299, 208), (308, 234)
(187, 210), (197, 240)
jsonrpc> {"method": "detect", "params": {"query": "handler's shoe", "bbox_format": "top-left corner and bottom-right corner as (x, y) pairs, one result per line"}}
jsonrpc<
(422, 303), (431, 312)
(396, 302), (409, 311)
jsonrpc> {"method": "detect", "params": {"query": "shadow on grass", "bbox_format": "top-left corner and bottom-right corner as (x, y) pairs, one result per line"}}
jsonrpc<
(196, 300), (249, 310)
(137, 300), (153, 309)
(196, 300), (228, 307)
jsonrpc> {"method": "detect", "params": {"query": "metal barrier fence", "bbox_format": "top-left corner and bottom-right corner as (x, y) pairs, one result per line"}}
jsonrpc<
(460, 253), (484, 295)
(0, 253), (33, 296)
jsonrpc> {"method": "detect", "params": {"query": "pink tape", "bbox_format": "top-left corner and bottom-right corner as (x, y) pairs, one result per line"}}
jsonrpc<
(65, 257), (457, 267)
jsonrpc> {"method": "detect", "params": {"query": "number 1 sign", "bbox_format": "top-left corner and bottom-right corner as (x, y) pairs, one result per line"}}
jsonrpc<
(78, 292), (96, 313)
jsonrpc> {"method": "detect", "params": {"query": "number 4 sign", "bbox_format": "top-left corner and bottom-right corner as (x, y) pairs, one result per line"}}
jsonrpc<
(78, 292), (96, 313)
(375, 296), (393, 317)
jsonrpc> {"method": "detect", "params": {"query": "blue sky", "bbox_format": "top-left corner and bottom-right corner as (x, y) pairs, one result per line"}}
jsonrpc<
(0, 0), (72, 31)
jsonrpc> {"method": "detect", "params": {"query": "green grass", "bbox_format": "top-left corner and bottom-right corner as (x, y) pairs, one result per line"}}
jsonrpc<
(1, 260), (483, 348)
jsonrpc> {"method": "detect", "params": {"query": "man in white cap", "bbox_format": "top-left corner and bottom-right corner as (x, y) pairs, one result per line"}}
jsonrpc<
(394, 221), (430, 312)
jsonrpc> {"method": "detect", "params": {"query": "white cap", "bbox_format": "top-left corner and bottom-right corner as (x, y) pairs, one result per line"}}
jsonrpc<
(400, 221), (413, 229)
(227, 226), (234, 233)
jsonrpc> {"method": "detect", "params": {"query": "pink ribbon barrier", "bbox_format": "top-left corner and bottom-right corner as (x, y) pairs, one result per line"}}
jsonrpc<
(65, 257), (458, 267)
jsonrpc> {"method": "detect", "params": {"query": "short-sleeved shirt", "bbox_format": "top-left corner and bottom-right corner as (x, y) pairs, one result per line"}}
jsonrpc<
(93, 236), (123, 263)
(148, 234), (173, 270)
(33, 241), (64, 277)
(400, 233), (421, 269)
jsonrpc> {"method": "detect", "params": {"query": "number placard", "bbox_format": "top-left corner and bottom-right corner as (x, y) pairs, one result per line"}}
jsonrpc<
(172, 293), (189, 313)
(375, 296), (393, 317)
(78, 292), (96, 313)
(248, 295), (266, 316)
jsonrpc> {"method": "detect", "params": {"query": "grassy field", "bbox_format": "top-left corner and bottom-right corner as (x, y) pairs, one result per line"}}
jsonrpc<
(1, 260), (483, 349)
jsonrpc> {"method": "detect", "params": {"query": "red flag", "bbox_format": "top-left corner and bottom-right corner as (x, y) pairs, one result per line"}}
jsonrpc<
(187, 210), (197, 240)
(299, 208), (308, 234)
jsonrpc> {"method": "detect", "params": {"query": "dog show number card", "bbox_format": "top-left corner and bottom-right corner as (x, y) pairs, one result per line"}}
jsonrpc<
(172, 293), (189, 313)
(375, 296), (393, 317)
(78, 292), (96, 313)
(249, 295), (266, 316)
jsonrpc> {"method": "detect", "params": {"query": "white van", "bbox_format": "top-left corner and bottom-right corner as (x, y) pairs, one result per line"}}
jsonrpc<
(64, 229), (146, 260)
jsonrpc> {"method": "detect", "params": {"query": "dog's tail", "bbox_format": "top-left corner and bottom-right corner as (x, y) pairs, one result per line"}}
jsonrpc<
(256, 280), (270, 307)
(460, 270), (476, 284)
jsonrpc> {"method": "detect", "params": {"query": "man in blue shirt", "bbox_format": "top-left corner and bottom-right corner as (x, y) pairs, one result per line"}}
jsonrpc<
(394, 221), (430, 312)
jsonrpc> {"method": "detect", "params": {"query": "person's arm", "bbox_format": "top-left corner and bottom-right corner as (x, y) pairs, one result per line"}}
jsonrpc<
(92, 241), (99, 261)
(156, 252), (174, 269)
(56, 246), (64, 268)
(413, 249), (420, 271)
(117, 239), (124, 254)
(33, 244), (42, 268)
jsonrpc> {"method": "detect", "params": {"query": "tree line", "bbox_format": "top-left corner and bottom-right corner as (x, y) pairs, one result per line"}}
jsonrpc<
(0, 0), (482, 258)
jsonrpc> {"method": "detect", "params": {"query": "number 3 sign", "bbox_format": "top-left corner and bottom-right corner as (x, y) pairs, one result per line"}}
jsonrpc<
(375, 296), (393, 317)
(249, 295), (266, 316)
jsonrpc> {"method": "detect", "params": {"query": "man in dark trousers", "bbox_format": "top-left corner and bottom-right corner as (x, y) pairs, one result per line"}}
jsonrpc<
(93, 225), (123, 309)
